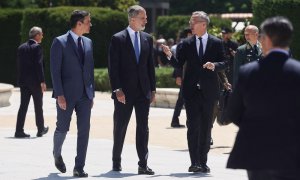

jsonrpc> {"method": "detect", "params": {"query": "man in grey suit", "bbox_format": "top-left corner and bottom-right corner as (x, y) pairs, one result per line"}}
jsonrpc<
(227, 16), (300, 180)
(50, 10), (94, 178)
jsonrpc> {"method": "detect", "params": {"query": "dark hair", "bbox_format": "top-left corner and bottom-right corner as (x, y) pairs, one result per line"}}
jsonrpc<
(70, 10), (90, 28)
(179, 28), (192, 39)
(260, 16), (293, 47)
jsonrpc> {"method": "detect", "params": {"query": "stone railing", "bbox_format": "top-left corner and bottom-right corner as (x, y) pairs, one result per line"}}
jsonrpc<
(151, 88), (180, 108)
(0, 83), (14, 107)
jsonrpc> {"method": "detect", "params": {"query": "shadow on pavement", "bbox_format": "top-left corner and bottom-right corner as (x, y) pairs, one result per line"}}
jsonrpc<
(93, 171), (137, 178)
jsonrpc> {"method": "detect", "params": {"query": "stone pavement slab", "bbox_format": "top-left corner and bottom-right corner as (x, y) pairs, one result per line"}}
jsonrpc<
(0, 128), (247, 180)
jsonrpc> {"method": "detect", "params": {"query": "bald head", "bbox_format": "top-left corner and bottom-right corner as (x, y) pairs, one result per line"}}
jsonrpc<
(244, 25), (259, 45)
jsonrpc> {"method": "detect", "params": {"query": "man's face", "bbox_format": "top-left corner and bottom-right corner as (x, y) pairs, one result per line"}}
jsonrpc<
(189, 16), (207, 36)
(244, 28), (258, 43)
(131, 10), (147, 31)
(36, 32), (43, 43)
(222, 33), (231, 41)
(79, 15), (92, 34)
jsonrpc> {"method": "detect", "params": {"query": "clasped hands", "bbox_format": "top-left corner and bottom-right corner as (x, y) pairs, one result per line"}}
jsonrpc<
(161, 44), (215, 71)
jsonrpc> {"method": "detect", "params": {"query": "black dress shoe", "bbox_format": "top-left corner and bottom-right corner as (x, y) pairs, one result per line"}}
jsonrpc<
(200, 164), (210, 173)
(37, 126), (49, 137)
(171, 123), (185, 128)
(15, 131), (30, 138)
(73, 169), (88, 178)
(138, 166), (155, 175)
(188, 165), (202, 172)
(112, 162), (122, 171)
(54, 155), (66, 173)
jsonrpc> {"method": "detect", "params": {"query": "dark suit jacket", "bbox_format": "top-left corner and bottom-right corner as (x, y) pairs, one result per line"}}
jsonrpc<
(17, 39), (45, 87)
(50, 31), (95, 102)
(227, 51), (300, 170)
(170, 35), (226, 101)
(108, 29), (156, 100)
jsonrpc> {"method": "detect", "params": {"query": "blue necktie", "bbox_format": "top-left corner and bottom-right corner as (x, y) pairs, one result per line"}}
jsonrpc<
(134, 32), (140, 63)
(78, 37), (84, 65)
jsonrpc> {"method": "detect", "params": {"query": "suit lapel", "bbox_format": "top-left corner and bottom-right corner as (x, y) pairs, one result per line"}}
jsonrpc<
(203, 35), (212, 59)
(190, 36), (200, 63)
(82, 37), (89, 66)
(67, 33), (80, 60)
(139, 32), (148, 63)
(125, 30), (138, 64)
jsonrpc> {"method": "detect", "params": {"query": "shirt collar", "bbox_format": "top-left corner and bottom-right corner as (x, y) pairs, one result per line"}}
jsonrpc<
(29, 39), (38, 44)
(196, 32), (208, 40)
(69, 30), (81, 43)
(127, 26), (139, 35)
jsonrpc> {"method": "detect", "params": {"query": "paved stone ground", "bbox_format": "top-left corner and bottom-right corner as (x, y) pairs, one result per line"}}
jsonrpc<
(0, 89), (247, 180)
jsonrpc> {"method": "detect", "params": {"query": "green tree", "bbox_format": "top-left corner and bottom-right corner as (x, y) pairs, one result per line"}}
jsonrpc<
(169, 0), (252, 14)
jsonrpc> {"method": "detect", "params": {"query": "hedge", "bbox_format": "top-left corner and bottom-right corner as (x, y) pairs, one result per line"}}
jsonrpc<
(156, 15), (232, 39)
(0, 7), (128, 86)
(252, 0), (300, 59)
(20, 6), (128, 86)
(0, 9), (23, 85)
(94, 67), (178, 92)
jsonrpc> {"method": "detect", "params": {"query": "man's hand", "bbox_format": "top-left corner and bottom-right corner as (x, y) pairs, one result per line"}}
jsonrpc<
(224, 82), (232, 90)
(116, 90), (126, 104)
(150, 91), (156, 104)
(91, 99), (94, 109)
(57, 95), (67, 110)
(203, 62), (215, 71)
(175, 77), (182, 86)
(41, 82), (47, 93)
(161, 44), (172, 59)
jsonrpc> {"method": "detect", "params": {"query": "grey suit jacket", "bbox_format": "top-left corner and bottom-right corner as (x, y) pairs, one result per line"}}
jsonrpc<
(50, 31), (94, 102)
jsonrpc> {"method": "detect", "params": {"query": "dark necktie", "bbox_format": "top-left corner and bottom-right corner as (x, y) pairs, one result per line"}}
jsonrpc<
(253, 44), (258, 55)
(198, 37), (203, 60)
(134, 32), (140, 63)
(78, 37), (84, 65)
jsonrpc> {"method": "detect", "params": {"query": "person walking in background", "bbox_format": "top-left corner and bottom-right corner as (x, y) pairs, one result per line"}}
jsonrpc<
(15, 26), (48, 138)
(162, 11), (226, 173)
(108, 5), (156, 175)
(233, 25), (262, 87)
(221, 27), (238, 84)
(226, 16), (300, 180)
(50, 10), (94, 178)
(170, 28), (192, 128)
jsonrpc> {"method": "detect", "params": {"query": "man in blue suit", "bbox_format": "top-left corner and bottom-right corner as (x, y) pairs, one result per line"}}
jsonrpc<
(227, 16), (300, 180)
(50, 10), (94, 178)
(108, 5), (156, 175)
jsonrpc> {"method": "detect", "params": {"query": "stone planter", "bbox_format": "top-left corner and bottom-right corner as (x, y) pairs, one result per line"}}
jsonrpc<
(0, 83), (14, 107)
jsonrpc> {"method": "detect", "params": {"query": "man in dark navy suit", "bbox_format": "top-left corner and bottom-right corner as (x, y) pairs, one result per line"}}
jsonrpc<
(226, 16), (300, 180)
(162, 11), (226, 173)
(15, 26), (48, 138)
(108, 5), (156, 175)
(50, 10), (94, 178)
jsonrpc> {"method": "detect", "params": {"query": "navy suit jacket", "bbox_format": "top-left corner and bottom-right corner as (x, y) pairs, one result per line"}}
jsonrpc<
(17, 39), (45, 87)
(170, 35), (226, 101)
(227, 51), (300, 170)
(108, 29), (156, 100)
(50, 31), (94, 102)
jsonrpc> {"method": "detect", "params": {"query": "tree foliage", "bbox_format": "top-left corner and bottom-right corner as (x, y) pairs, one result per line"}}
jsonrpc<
(169, 0), (252, 14)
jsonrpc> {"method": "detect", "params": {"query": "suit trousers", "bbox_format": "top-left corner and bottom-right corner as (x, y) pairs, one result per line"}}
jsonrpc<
(112, 86), (150, 168)
(53, 93), (92, 170)
(171, 86), (185, 124)
(16, 85), (44, 132)
(185, 89), (215, 165)
(247, 169), (299, 180)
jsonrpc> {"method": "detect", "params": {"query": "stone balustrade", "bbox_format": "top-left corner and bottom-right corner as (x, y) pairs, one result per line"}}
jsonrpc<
(151, 88), (180, 108)
(0, 83), (14, 107)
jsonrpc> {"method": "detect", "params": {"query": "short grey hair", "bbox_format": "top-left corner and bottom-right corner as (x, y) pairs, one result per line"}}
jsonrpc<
(245, 25), (259, 34)
(127, 5), (145, 21)
(29, 26), (42, 39)
(192, 11), (210, 25)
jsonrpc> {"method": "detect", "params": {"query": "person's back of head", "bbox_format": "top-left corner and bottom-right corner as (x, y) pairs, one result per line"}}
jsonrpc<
(260, 16), (293, 48)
